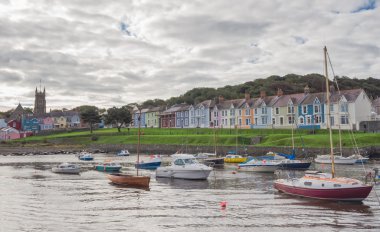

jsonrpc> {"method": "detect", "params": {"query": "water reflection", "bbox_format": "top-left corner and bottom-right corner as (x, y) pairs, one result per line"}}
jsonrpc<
(156, 177), (210, 189)
(276, 193), (373, 214)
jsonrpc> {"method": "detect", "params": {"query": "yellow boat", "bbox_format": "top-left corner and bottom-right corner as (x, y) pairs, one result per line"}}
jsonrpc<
(224, 155), (247, 163)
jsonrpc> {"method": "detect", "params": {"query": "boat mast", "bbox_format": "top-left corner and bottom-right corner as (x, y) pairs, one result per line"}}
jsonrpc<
(213, 127), (217, 156)
(137, 108), (141, 176)
(291, 116), (295, 155)
(324, 46), (335, 178)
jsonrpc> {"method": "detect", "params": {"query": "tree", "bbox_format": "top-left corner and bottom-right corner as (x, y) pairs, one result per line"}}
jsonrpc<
(104, 106), (132, 132)
(80, 106), (101, 134)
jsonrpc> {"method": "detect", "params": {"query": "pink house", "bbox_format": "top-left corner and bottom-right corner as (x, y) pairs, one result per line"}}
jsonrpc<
(0, 127), (21, 140)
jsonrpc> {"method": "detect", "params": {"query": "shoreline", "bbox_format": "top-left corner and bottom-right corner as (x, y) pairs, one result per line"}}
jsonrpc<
(1, 144), (380, 158)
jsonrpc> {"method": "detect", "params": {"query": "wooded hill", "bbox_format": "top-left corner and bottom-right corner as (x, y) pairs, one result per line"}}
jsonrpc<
(142, 74), (380, 107)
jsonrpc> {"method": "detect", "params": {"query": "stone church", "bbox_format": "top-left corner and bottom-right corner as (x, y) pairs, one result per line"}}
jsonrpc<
(34, 87), (46, 116)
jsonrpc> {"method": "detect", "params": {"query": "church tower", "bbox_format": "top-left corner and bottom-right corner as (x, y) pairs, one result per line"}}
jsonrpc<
(34, 87), (46, 116)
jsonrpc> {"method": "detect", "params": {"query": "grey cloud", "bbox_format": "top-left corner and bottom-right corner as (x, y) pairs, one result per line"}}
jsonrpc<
(0, 70), (24, 82)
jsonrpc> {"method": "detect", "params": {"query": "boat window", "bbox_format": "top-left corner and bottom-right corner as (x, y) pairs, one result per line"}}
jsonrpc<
(333, 184), (341, 188)
(304, 182), (312, 186)
(183, 159), (195, 164)
(321, 184), (324, 187)
(174, 159), (185, 165)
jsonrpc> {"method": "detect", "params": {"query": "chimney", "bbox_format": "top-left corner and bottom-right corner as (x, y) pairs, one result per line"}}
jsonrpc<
(260, 90), (266, 98)
(277, 88), (283, 97)
(245, 92), (250, 101)
(304, 85), (310, 94)
(218, 95), (224, 103)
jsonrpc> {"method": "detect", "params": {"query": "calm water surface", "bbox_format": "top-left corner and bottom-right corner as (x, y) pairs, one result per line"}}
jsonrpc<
(1, 153), (379, 232)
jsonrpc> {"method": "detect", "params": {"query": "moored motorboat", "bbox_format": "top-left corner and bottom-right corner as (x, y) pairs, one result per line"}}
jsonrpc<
(135, 155), (162, 170)
(238, 158), (281, 173)
(156, 154), (213, 180)
(224, 154), (247, 163)
(95, 161), (122, 172)
(52, 163), (80, 174)
(78, 152), (94, 161)
(117, 150), (130, 156)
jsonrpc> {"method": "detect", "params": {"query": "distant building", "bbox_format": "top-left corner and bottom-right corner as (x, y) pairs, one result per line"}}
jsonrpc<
(34, 87), (46, 116)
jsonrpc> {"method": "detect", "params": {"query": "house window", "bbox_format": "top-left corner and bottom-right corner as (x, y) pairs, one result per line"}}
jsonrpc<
(272, 118), (276, 125)
(222, 111), (225, 117)
(329, 104), (334, 112)
(275, 107), (279, 115)
(306, 116), (312, 124)
(185, 118), (188, 125)
(185, 111), (188, 117)
(230, 109), (235, 116)
(255, 109), (258, 114)
(299, 117), (304, 124)
(239, 110), (242, 116)
(280, 117), (284, 125)
(340, 102), (348, 113)
(262, 117), (267, 124)
(302, 105), (307, 114)
(288, 106), (294, 114)
(261, 107), (267, 114)
(315, 115), (321, 124)
(238, 119), (242, 126)
(288, 116), (294, 124)
(245, 118), (251, 125)
(177, 119), (180, 126)
(254, 118), (258, 125)
(245, 108), (250, 116)
(314, 105), (320, 114)
(341, 115), (349, 125)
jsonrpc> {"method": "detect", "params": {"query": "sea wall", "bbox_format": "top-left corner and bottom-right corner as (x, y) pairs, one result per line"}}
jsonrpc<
(1, 144), (380, 158)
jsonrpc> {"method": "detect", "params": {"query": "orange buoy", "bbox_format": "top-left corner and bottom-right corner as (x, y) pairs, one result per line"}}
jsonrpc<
(232, 171), (236, 174)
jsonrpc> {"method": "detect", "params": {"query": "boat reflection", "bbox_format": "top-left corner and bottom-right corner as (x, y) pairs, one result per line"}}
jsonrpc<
(275, 193), (373, 214)
(108, 182), (150, 191)
(156, 177), (210, 189)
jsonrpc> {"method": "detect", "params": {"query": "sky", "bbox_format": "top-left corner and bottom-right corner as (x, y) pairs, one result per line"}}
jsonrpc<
(0, 0), (379, 111)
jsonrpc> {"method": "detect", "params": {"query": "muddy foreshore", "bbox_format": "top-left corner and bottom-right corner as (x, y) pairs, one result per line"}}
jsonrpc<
(1, 144), (380, 158)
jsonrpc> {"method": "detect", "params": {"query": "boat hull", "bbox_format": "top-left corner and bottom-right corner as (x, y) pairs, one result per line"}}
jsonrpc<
(107, 173), (150, 188)
(202, 158), (225, 166)
(224, 157), (247, 163)
(135, 161), (161, 170)
(95, 166), (121, 172)
(274, 181), (373, 201)
(52, 167), (80, 174)
(156, 168), (212, 180)
(315, 157), (356, 165)
(278, 162), (311, 170)
(238, 165), (278, 173)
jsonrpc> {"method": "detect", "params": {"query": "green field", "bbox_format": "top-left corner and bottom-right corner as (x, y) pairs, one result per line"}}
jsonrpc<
(5, 127), (379, 148)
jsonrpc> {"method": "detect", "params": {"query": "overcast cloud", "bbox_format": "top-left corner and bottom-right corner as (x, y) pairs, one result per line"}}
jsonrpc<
(0, 0), (379, 111)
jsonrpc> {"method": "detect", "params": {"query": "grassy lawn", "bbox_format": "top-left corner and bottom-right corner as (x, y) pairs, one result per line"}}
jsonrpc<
(6, 127), (380, 148)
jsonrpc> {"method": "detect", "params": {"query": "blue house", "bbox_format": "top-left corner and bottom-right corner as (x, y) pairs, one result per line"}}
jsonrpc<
(189, 100), (214, 128)
(297, 89), (326, 129)
(173, 104), (190, 128)
(22, 115), (40, 132)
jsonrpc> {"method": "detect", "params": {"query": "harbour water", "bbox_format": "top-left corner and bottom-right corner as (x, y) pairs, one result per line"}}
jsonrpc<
(1, 153), (379, 232)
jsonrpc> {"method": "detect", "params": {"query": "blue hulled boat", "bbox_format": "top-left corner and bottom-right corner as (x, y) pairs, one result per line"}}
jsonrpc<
(135, 155), (162, 170)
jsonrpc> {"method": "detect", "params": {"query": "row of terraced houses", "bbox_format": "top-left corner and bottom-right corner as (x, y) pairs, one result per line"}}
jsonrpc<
(133, 86), (376, 131)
